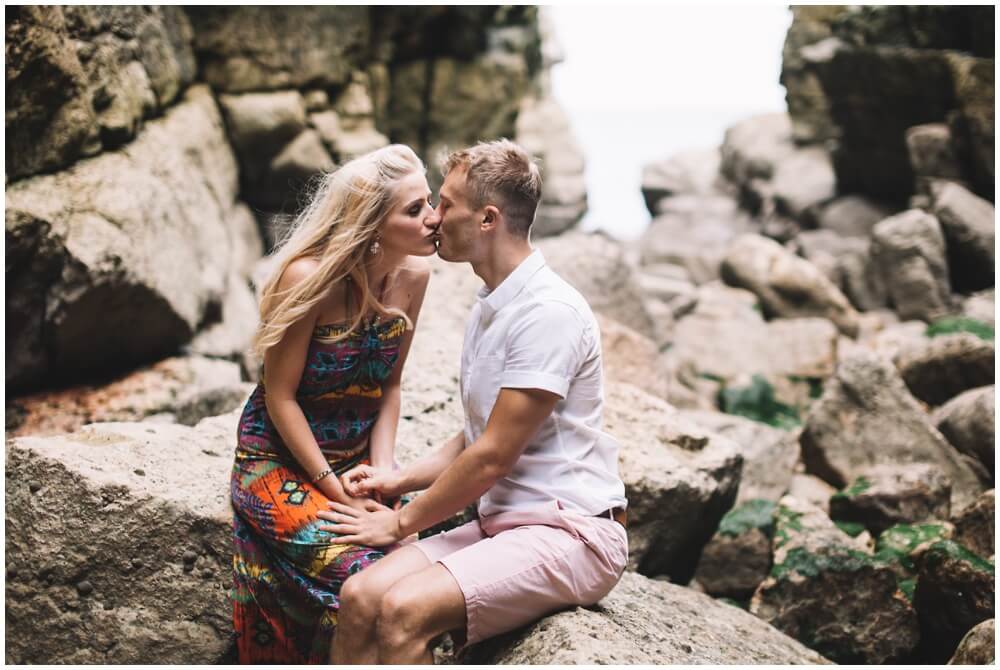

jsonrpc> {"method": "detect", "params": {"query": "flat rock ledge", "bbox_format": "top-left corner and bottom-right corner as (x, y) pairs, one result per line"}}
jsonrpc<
(465, 571), (832, 664)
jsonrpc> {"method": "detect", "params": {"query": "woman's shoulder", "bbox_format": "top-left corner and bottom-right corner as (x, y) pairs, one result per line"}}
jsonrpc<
(277, 256), (321, 290)
(398, 256), (432, 285)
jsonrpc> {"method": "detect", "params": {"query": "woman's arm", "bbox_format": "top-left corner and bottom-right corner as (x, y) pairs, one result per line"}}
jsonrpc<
(366, 260), (431, 470)
(263, 258), (367, 508)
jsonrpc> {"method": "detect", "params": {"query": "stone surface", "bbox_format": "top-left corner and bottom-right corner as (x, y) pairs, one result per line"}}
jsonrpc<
(933, 386), (995, 475)
(829, 464), (952, 536)
(894, 332), (995, 407)
(948, 619), (994, 665)
(750, 496), (918, 664)
(786, 473), (838, 514)
(870, 209), (952, 322)
(640, 148), (724, 215)
(465, 571), (830, 664)
(6, 85), (253, 394)
(721, 234), (860, 336)
(928, 179), (996, 293)
(792, 229), (887, 312)
(950, 490), (995, 560)
(694, 499), (775, 599)
(814, 195), (895, 238)
(5, 414), (239, 664)
(800, 352), (988, 511)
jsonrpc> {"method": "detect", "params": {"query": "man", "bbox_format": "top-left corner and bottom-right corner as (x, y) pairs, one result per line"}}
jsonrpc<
(317, 139), (628, 664)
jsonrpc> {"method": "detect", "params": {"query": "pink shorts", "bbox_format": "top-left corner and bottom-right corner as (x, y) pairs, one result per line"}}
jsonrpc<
(412, 500), (628, 645)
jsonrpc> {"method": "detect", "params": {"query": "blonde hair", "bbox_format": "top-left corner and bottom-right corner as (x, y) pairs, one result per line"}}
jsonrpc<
(251, 144), (424, 359)
(441, 138), (542, 237)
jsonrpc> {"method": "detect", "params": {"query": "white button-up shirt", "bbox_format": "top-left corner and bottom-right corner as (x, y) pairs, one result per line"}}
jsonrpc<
(460, 249), (628, 517)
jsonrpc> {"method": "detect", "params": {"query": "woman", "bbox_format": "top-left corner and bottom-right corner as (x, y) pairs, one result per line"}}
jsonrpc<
(230, 144), (440, 663)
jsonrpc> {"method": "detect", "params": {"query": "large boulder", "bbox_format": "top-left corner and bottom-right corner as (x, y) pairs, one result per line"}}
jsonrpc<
(894, 332), (995, 406)
(640, 148), (724, 215)
(6, 6), (196, 180)
(932, 386), (995, 474)
(829, 464), (952, 536)
(870, 209), (952, 322)
(800, 352), (988, 511)
(792, 229), (887, 312)
(6, 414), (239, 664)
(693, 499), (775, 600)
(814, 195), (894, 238)
(948, 619), (995, 665)
(750, 496), (919, 664)
(927, 180), (996, 293)
(466, 570), (830, 664)
(721, 234), (860, 336)
(6, 85), (261, 394)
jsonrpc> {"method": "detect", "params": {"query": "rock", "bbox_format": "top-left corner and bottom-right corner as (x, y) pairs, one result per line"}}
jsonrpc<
(6, 86), (251, 394)
(720, 113), (796, 186)
(216, 90), (307, 159)
(906, 123), (965, 184)
(792, 230), (887, 311)
(951, 490), (995, 559)
(933, 386), (995, 474)
(186, 6), (368, 93)
(928, 180), (996, 293)
(914, 540), (995, 663)
(5, 356), (246, 439)
(721, 234), (860, 337)
(960, 288), (995, 328)
(694, 499), (775, 599)
(329, 119), (389, 162)
(603, 383), (742, 582)
(800, 352), (988, 511)
(679, 411), (799, 504)
(465, 570), (830, 664)
(595, 315), (678, 404)
(269, 129), (334, 186)
(515, 95), (587, 236)
(814, 195), (895, 238)
(768, 146), (837, 220)
(537, 232), (655, 338)
(750, 496), (918, 664)
(186, 273), (261, 378)
(894, 332), (995, 406)
(870, 209), (952, 322)
(639, 194), (756, 285)
(874, 522), (954, 582)
(640, 148), (723, 215)
(5, 413), (238, 663)
(948, 619), (994, 664)
(829, 465), (952, 536)
(6, 6), (196, 180)
(787, 473), (838, 514)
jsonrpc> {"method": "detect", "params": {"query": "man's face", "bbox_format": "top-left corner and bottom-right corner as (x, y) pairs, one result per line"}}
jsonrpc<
(434, 167), (480, 263)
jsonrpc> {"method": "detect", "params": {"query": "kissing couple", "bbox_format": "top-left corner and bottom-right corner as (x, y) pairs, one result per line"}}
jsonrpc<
(230, 139), (628, 663)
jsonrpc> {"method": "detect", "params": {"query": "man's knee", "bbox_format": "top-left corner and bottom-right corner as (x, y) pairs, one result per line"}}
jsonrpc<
(376, 583), (427, 646)
(339, 571), (382, 622)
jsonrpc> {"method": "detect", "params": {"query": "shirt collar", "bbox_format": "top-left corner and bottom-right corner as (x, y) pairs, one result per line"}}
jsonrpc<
(476, 249), (546, 321)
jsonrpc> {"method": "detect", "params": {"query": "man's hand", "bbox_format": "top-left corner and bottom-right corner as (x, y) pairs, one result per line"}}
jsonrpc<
(340, 464), (405, 499)
(317, 500), (403, 547)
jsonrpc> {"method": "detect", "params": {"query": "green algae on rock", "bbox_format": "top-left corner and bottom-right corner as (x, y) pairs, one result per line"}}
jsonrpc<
(926, 316), (994, 341)
(718, 499), (777, 538)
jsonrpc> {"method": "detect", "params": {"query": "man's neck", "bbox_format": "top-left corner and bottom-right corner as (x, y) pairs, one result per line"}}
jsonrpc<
(471, 240), (534, 292)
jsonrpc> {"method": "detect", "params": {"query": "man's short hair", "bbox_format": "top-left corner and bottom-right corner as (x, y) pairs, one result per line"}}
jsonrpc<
(441, 139), (543, 237)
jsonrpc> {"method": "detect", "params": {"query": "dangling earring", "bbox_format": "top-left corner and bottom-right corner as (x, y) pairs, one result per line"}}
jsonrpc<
(369, 235), (381, 256)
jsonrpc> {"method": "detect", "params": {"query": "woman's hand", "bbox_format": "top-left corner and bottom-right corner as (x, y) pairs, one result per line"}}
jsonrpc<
(340, 464), (404, 499)
(317, 500), (403, 547)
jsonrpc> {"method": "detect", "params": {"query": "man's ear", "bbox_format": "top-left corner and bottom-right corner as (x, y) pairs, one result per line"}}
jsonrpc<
(481, 205), (501, 232)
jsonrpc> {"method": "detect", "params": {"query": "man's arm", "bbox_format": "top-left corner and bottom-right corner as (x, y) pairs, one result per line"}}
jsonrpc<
(319, 387), (559, 545)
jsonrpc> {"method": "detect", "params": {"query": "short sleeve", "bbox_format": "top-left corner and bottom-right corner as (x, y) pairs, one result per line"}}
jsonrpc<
(500, 301), (587, 398)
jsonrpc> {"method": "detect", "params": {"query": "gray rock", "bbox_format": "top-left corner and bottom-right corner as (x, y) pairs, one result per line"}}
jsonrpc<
(951, 489), (995, 559)
(815, 195), (895, 238)
(694, 499), (775, 599)
(787, 473), (838, 514)
(329, 119), (389, 162)
(933, 386), (995, 474)
(870, 209), (952, 322)
(829, 464), (952, 536)
(895, 333), (995, 406)
(800, 352), (988, 511)
(6, 414), (238, 663)
(720, 113), (796, 186)
(466, 570), (831, 664)
(269, 129), (334, 184)
(640, 148), (724, 215)
(218, 90), (307, 161)
(721, 234), (860, 336)
(961, 288), (995, 328)
(948, 619), (994, 665)
(6, 85), (249, 394)
(769, 146), (837, 220)
(906, 123), (965, 183)
(793, 229), (887, 311)
(928, 180), (996, 292)
(750, 495), (917, 664)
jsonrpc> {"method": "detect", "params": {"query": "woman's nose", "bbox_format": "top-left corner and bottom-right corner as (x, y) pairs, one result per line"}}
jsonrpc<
(424, 209), (442, 228)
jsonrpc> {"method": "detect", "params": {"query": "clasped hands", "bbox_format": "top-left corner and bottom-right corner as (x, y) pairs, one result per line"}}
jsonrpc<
(316, 464), (407, 547)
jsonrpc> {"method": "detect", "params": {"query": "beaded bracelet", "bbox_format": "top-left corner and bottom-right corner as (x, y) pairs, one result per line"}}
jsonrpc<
(311, 468), (333, 484)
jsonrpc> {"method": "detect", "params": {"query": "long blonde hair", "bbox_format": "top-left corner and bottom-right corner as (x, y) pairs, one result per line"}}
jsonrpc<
(251, 144), (424, 359)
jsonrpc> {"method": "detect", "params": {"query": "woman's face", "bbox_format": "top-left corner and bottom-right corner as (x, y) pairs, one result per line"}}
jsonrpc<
(379, 172), (441, 257)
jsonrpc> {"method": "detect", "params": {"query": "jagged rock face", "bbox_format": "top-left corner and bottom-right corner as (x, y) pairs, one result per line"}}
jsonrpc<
(6, 415), (238, 664)
(5, 6), (197, 180)
(950, 489), (995, 560)
(694, 499), (775, 599)
(464, 571), (831, 664)
(927, 180), (996, 293)
(933, 386), (995, 475)
(799, 352), (988, 511)
(828, 464), (952, 536)
(781, 5), (995, 202)
(948, 619), (995, 664)
(6, 85), (262, 394)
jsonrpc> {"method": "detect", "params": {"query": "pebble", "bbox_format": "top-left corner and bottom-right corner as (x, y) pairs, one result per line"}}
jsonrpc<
(182, 550), (198, 565)
(28, 481), (42, 493)
(201, 569), (214, 579)
(77, 580), (94, 596)
(133, 469), (145, 476)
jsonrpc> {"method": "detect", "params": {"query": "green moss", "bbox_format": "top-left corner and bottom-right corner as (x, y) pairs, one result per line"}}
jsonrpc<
(717, 374), (801, 430)
(773, 505), (805, 547)
(922, 540), (996, 574)
(697, 372), (725, 383)
(876, 523), (949, 555)
(925, 316), (994, 341)
(830, 475), (872, 502)
(718, 499), (777, 538)
(897, 577), (916, 602)
(788, 375), (825, 400)
(771, 545), (878, 580)
(834, 520), (867, 537)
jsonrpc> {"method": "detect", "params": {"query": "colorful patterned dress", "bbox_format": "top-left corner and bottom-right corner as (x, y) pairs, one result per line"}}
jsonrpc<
(230, 312), (408, 664)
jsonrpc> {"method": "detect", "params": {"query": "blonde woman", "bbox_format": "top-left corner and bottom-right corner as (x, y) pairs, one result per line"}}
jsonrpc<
(230, 145), (440, 663)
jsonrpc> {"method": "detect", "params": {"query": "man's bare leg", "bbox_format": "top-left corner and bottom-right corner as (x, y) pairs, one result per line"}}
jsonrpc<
(376, 564), (467, 664)
(331, 545), (432, 664)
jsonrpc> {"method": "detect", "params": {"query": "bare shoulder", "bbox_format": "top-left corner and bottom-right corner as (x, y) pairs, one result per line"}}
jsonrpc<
(276, 256), (320, 291)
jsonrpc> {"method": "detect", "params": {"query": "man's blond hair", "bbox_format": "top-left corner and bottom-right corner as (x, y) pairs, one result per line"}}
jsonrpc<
(441, 139), (542, 237)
